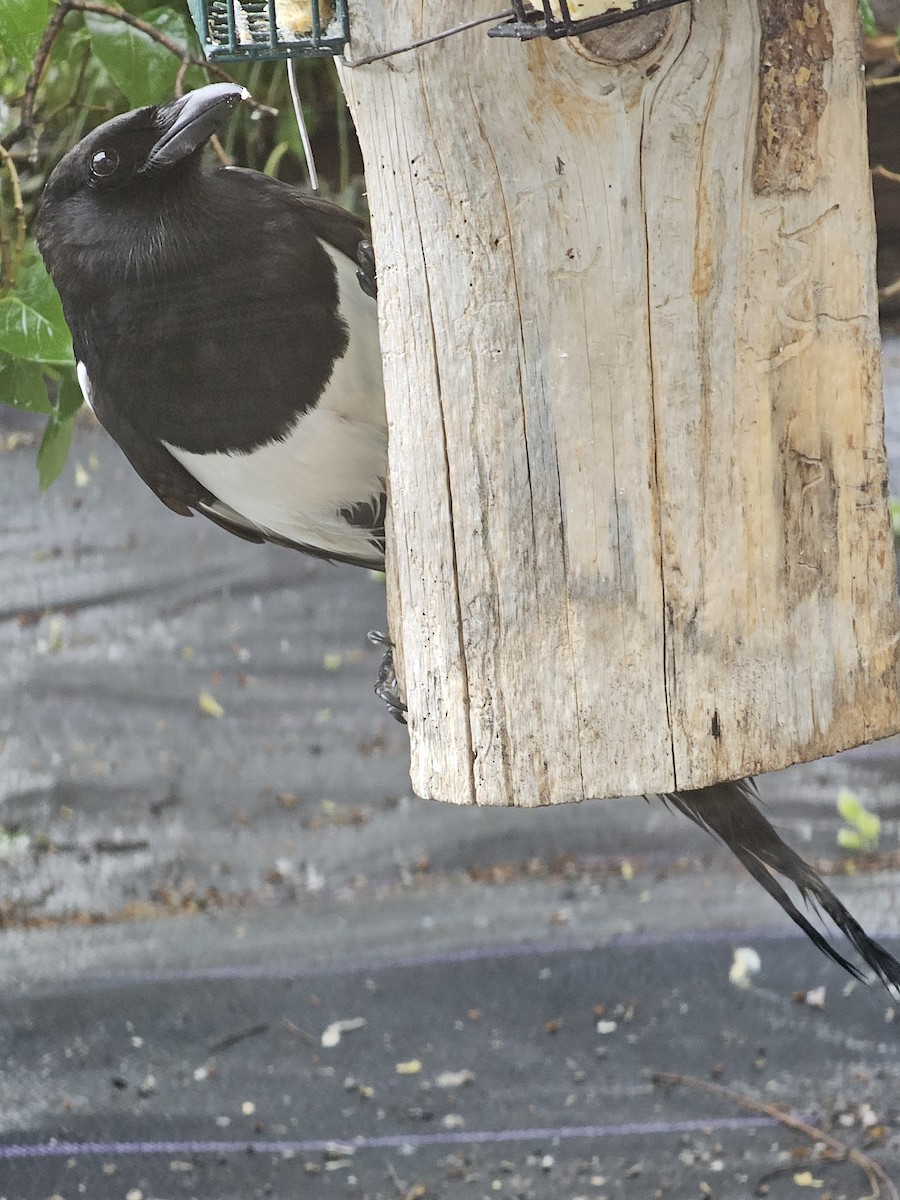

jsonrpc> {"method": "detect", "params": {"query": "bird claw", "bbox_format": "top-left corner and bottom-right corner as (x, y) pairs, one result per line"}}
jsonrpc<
(356, 241), (377, 299)
(368, 630), (407, 724)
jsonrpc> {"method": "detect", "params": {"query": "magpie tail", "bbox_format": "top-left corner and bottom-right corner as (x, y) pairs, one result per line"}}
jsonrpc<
(662, 778), (900, 991)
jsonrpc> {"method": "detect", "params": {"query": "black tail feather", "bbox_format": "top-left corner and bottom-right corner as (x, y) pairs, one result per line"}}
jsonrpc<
(662, 778), (900, 992)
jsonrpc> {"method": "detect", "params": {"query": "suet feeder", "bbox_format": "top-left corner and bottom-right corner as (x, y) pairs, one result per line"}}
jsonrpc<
(336, 0), (900, 809)
(187, 0), (348, 61)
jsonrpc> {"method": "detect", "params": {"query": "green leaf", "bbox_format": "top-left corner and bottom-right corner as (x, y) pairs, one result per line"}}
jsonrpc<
(262, 141), (291, 178)
(85, 6), (198, 108)
(836, 787), (880, 852)
(856, 810), (881, 844)
(276, 100), (320, 167)
(836, 788), (863, 824)
(0, 253), (73, 365)
(37, 412), (75, 489)
(836, 828), (862, 852)
(0, 0), (51, 68)
(0, 356), (53, 413)
(891, 497), (900, 538)
(56, 372), (83, 420)
(860, 0), (878, 37)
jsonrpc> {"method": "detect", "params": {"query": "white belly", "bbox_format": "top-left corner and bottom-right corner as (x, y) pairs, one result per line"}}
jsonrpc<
(164, 243), (387, 563)
(167, 406), (386, 560)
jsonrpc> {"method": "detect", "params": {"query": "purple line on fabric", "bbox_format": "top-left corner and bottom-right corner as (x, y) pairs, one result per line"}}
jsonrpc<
(0, 1115), (777, 1159)
(59, 924), (853, 990)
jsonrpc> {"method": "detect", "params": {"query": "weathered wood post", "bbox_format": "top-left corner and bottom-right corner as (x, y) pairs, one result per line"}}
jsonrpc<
(338, 0), (900, 807)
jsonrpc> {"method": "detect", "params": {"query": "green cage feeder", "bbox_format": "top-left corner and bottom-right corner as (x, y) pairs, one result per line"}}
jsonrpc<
(187, 0), (349, 62)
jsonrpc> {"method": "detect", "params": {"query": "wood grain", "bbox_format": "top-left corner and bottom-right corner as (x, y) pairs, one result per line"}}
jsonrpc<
(338, 0), (900, 806)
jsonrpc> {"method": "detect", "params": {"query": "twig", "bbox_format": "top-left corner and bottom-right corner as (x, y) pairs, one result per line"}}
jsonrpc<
(0, 144), (27, 295)
(174, 57), (192, 98)
(93, 837), (151, 853)
(207, 1022), (269, 1054)
(386, 1160), (408, 1197)
(281, 1018), (316, 1043)
(650, 1071), (898, 1200)
(866, 72), (900, 90)
(42, 40), (93, 126)
(386, 1159), (425, 1200)
(70, 1), (187, 58)
(1, 0), (71, 149)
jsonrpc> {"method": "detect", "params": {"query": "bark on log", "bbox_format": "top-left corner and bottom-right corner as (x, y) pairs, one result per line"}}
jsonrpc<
(338, 0), (900, 807)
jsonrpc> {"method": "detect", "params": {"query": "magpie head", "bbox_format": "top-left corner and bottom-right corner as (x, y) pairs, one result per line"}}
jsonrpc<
(37, 83), (248, 272)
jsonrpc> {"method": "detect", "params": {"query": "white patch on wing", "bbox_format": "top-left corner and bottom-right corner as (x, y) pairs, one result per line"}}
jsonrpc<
(164, 245), (386, 565)
(76, 361), (94, 413)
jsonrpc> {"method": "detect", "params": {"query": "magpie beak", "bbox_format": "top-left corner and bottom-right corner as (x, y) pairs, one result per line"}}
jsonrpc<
(146, 83), (249, 171)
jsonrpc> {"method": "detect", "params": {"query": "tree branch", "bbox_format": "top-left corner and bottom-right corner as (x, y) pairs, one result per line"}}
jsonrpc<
(1, 1), (72, 150)
(650, 1071), (898, 1200)
(0, 145), (27, 296)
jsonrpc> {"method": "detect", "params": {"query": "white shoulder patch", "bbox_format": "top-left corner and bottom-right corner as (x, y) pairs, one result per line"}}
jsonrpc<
(76, 361), (94, 413)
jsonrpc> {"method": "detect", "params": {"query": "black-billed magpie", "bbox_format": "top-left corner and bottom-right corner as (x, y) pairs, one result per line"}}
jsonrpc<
(36, 84), (900, 993)
(36, 82), (386, 569)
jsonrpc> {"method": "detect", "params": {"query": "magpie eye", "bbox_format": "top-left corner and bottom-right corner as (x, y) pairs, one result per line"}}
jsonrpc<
(90, 149), (120, 179)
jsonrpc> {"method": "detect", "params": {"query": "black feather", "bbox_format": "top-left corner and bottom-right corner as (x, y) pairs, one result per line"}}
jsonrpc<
(663, 779), (900, 991)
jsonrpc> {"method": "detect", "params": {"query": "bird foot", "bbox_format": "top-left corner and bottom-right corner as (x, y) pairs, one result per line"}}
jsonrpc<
(356, 241), (377, 300)
(368, 630), (407, 724)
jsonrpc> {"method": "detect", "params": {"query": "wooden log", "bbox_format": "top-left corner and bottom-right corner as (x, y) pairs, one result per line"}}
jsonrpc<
(338, 0), (900, 807)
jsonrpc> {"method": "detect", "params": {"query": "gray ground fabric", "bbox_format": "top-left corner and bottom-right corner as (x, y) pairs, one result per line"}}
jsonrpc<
(1, 341), (899, 1199)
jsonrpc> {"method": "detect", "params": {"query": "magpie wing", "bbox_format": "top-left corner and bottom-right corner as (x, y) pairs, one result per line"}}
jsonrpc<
(221, 168), (371, 266)
(76, 362), (264, 541)
(78, 363), (388, 565)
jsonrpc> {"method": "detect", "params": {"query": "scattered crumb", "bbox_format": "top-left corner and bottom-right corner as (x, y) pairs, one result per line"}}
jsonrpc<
(793, 1170), (823, 1187)
(729, 946), (761, 989)
(198, 691), (224, 718)
(792, 986), (826, 1009)
(395, 1059), (422, 1075)
(435, 1070), (475, 1088)
(321, 1017), (367, 1048)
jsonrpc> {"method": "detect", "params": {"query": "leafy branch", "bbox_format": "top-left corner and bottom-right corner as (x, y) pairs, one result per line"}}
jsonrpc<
(0, 144), (26, 297)
(0, 0), (283, 487)
(3, 0), (275, 155)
